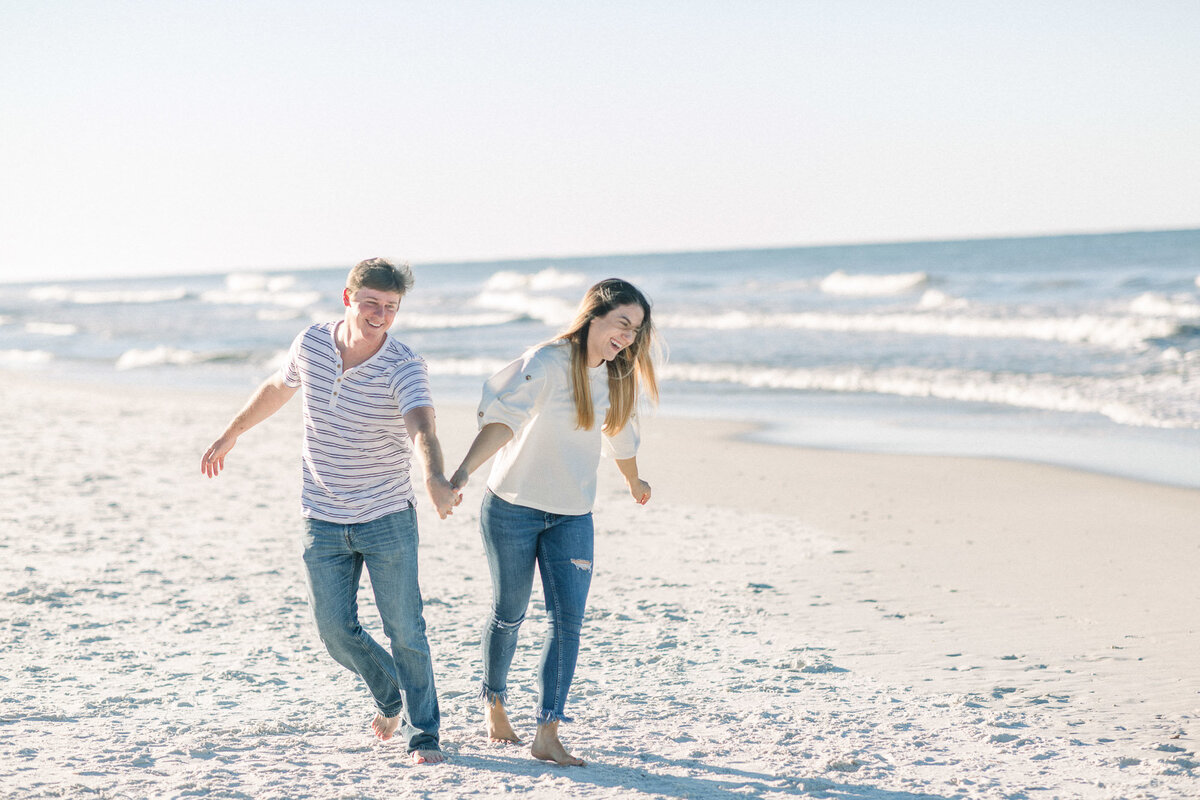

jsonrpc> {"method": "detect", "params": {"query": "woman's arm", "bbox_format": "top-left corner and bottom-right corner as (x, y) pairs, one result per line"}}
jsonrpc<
(450, 422), (515, 491)
(615, 456), (651, 505)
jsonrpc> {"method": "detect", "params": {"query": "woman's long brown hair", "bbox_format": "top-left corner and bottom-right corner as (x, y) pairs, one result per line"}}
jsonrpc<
(551, 278), (659, 433)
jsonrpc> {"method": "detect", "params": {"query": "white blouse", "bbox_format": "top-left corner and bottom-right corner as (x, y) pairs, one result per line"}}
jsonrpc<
(478, 341), (639, 515)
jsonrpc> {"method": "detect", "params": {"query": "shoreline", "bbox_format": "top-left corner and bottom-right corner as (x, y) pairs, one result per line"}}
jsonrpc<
(18, 361), (1200, 490)
(629, 409), (1200, 703)
(655, 390), (1200, 492)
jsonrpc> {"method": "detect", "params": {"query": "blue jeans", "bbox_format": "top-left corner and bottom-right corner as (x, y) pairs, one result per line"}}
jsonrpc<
(301, 508), (440, 752)
(479, 491), (593, 724)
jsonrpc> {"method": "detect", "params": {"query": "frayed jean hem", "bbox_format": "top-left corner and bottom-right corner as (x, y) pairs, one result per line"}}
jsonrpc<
(479, 684), (508, 707)
(536, 708), (574, 725)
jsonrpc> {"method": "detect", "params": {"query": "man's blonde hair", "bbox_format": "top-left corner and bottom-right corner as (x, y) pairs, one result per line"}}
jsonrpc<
(346, 257), (414, 296)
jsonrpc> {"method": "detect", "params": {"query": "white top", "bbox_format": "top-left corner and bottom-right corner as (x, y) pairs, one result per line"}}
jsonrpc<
(479, 341), (639, 516)
(283, 322), (433, 523)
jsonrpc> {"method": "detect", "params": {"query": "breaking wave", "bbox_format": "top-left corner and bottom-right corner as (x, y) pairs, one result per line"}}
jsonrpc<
(472, 292), (576, 327)
(661, 362), (1199, 429)
(657, 310), (1180, 350)
(0, 349), (54, 366)
(482, 268), (587, 292)
(114, 347), (250, 370)
(27, 286), (190, 305)
(398, 312), (523, 330)
(197, 272), (323, 308)
(1128, 292), (1200, 319)
(819, 270), (929, 296)
(425, 357), (510, 377)
(25, 322), (78, 337)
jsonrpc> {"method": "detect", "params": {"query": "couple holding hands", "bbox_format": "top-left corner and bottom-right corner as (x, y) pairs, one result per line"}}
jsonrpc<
(200, 258), (659, 766)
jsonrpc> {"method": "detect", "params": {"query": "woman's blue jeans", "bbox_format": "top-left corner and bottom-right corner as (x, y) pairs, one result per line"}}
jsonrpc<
(479, 490), (594, 724)
(301, 508), (440, 752)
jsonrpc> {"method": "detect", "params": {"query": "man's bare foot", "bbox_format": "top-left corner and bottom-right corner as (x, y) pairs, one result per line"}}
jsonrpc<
(531, 721), (585, 766)
(371, 713), (399, 741)
(411, 748), (446, 765)
(485, 699), (521, 744)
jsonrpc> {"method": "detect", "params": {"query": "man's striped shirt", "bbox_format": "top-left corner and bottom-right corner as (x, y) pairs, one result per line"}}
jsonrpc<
(283, 322), (432, 523)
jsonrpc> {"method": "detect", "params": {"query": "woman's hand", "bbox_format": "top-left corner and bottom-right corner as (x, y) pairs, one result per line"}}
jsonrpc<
(615, 457), (650, 505)
(450, 466), (470, 492)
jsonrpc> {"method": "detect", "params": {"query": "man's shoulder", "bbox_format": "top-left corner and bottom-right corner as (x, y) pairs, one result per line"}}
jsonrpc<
(382, 335), (425, 365)
(295, 321), (335, 344)
(290, 322), (335, 359)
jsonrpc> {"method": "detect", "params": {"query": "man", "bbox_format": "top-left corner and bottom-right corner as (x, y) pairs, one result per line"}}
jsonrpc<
(201, 258), (459, 765)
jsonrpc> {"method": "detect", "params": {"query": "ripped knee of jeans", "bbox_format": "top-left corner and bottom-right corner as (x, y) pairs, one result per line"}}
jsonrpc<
(570, 558), (592, 572)
(490, 611), (526, 630)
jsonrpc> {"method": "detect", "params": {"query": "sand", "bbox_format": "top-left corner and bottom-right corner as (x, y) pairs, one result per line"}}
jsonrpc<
(1, 370), (1197, 799)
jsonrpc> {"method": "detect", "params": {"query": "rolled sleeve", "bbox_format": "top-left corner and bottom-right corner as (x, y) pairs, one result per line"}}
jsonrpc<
(478, 351), (547, 432)
(602, 411), (640, 459)
(392, 356), (433, 416)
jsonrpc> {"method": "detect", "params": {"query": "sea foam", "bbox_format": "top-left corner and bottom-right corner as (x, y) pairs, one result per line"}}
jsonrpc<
(819, 270), (929, 296)
(1128, 292), (1200, 319)
(27, 286), (190, 305)
(472, 291), (576, 327)
(657, 310), (1179, 350)
(660, 363), (1199, 429)
(483, 268), (586, 292)
(200, 288), (323, 308)
(114, 347), (251, 370)
(425, 357), (511, 377)
(397, 312), (522, 330)
(0, 349), (54, 366)
(115, 347), (203, 370)
(199, 272), (322, 309)
(24, 322), (78, 337)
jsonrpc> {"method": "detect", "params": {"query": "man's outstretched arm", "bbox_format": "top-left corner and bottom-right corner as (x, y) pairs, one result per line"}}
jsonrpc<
(403, 405), (460, 519)
(201, 372), (297, 478)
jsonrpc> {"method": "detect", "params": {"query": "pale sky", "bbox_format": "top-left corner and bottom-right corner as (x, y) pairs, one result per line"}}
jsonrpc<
(2, 1), (1198, 282)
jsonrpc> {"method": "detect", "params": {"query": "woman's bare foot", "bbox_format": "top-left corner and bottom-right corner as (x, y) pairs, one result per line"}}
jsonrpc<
(531, 721), (585, 766)
(371, 713), (399, 741)
(485, 698), (521, 744)
(411, 748), (446, 765)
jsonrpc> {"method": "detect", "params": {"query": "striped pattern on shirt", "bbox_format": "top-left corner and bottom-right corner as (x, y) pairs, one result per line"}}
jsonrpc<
(282, 322), (432, 523)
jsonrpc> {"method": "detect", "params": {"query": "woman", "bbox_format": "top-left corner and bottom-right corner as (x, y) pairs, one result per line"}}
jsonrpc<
(450, 278), (660, 766)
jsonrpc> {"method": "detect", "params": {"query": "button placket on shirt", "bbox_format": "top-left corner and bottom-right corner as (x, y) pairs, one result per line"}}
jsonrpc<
(330, 358), (345, 409)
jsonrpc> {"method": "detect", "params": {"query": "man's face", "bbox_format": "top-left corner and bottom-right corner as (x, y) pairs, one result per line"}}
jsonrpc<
(343, 287), (401, 339)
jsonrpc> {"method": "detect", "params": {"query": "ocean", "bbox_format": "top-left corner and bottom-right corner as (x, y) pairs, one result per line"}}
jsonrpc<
(3, 229), (1198, 488)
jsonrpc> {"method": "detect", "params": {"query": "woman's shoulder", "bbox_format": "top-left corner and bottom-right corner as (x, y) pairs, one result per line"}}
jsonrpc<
(523, 340), (572, 368)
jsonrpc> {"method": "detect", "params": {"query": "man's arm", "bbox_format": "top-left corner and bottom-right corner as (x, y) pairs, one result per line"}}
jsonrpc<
(403, 405), (460, 519)
(201, 372), (297, 478)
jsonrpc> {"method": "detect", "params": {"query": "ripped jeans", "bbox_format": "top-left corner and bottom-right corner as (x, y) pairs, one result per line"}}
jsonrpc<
(479, 490), (593, 724)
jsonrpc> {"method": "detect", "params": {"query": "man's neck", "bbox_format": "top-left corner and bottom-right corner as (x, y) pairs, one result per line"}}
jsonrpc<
(336, 321), (386, 370)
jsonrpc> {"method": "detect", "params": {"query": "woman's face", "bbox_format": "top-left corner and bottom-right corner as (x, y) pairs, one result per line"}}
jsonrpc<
(586, 302), (645, 367)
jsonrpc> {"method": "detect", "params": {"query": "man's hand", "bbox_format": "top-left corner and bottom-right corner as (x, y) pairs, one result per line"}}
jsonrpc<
(201, 434), (237, 478)
(426, 474), (462, 520)
(199, 374), (296, 480)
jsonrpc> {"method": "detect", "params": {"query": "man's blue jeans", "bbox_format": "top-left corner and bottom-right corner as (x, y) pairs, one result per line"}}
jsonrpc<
(301, 508), (440, 752)
(479, 491), (593, 724)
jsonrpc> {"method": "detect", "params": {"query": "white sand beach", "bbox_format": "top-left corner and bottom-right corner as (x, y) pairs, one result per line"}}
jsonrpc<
(1, 370), (1197, 799)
